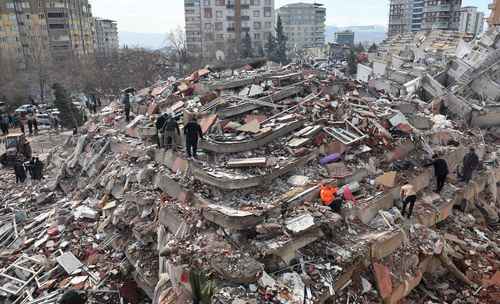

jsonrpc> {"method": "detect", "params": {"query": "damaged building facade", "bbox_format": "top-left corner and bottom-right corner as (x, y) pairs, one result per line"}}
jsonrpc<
(1, 22), (500, 304)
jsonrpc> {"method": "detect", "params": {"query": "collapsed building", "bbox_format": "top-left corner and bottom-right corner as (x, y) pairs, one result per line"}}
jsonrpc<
(1, 29), (500, 304)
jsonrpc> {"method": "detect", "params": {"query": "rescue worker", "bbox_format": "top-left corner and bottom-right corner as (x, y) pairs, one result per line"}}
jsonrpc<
(34, 157), (44, 180)
(320, 184), (342, 213)
(59, 290), (87, 304)
(425, 154), (449, 193)
(27, 111), (34, 135)
(163, 115), (180, 150)
(0, 114), (9, 135)
(461, 147), (480, 183)
(400, 183), (417, 218)
(121, 92), (131, 122)
(26, 157), (36, 180)
(184, 116), (203, 159)
(155, 113), (169, 148)
(14, 159), (27, 184)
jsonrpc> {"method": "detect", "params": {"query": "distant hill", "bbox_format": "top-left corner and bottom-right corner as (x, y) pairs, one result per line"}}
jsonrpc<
(119, 32), (167, 50)
(326, 25), (387, 44)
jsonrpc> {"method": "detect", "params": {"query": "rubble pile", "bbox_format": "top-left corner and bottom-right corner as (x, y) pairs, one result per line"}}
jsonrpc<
(2, 29), (500, 304)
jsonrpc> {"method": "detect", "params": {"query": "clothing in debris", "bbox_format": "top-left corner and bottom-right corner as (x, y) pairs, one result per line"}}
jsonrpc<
(462, 149), (479, 183)
(14, 161), (27, 183)
(184, 118), (203, 158)
(425, 156), (449, 193)
(400, 184), (416, 218)
(320, 185), (338, 206)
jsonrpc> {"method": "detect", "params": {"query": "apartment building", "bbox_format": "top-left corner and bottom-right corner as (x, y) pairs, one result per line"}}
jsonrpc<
(421, 0), (462, 31)
(277, 3), (326, 51)
(334, 30), (354, 46)
(184, 0), (275, 60)
(389, 0), (463, 36)
(0, 0), (100, 65)
(388, 0), (412, 37)
(459, 6), (484, 37)
(0, 0), (49, 65)
(489, 0), (500, 27)
(94, 18), (119, 57)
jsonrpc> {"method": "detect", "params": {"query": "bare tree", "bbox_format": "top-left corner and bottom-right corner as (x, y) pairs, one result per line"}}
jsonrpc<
(166, 26), (188, 74)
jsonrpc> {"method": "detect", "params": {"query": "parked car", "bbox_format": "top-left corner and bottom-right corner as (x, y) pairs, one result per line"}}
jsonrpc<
(36, 113), (51, 126)
(15, 104), (36, 114)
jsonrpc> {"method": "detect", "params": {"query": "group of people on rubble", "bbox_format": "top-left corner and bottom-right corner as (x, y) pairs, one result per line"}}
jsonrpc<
(155, 113), (203, 159)
(399, 147), (480, 219)
(14, 156), (44, 184)
(320, 147), (481, 220)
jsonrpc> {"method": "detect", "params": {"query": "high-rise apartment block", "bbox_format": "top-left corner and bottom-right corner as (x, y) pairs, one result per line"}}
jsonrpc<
(389, 0), (463, 37)
(334, 30), (355, 46)
(0, 0), (118, 66)
(459, 6), (484, 37)
(421, 0), (462, 31)
(489, 0), (500, 27)
(184, 0), (275, 59)
(94, 18), (119, 57)
(277, 3), (326, 51)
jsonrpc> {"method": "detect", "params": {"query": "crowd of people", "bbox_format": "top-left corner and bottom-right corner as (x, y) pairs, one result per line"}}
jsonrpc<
(14, 157), (44, 184)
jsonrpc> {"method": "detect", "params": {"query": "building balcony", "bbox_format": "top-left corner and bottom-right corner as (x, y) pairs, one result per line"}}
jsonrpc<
(424, 4), (451, 13)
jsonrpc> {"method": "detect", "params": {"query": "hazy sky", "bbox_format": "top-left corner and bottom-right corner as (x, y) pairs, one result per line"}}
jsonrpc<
(89, 0), (491, 34)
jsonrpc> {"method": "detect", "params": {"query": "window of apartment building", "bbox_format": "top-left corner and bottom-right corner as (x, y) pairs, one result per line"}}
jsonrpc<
(265, 0), (272, 6)
(204, 8), (213, 18)
(264, 7), (272, 17)
(251, 0), (261, 5)
(215, 0), (225, 6)
(216, 33), (224, 39)
(242, 0), (250, 5)
(215, 22), (223, 31)
(264, 21), (272, 29)
(253, 10), (260, 18)
(254, 33), (260, 40)
(6, 2), (15, 9)
(204, 0), (211, 6)
(49, 23), (65, 29)
(205, 23), (212, 30)
(216, 10), (223, 18)
(185, 9), (195, 15)
(253, 22), (261, 30)
(47, 12), (65, 18)
(205, 32), (214, 41)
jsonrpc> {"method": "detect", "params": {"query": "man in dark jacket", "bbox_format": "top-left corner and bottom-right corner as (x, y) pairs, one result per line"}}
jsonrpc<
(155, 113), (169, 148)
(122, 93), (131, 122)
(461, 147), (480, 183)
(164, 116), (180, 150)
(33, 157), (43, 180)
(425, 154), (449, 193)
(14, 160), (27, 183)
(184, 117), (203, 159)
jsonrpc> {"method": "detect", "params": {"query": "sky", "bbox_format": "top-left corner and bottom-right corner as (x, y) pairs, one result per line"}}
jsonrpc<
(88, 0), (491, 34)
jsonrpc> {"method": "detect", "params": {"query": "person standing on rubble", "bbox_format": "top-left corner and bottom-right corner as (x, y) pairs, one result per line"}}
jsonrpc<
(184, 116), (203, 159)
(27, 110), (34, 135)
(121, 92), (131, 122)
(164, 115), (180, 151)
(425, 154), (449, 193)
(461, 147), (480, 183)
(14, 159), (27, 184)
(0, 113), (9, 135)
(155, 113), (169, 148)
(400, 182), (417, 219)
